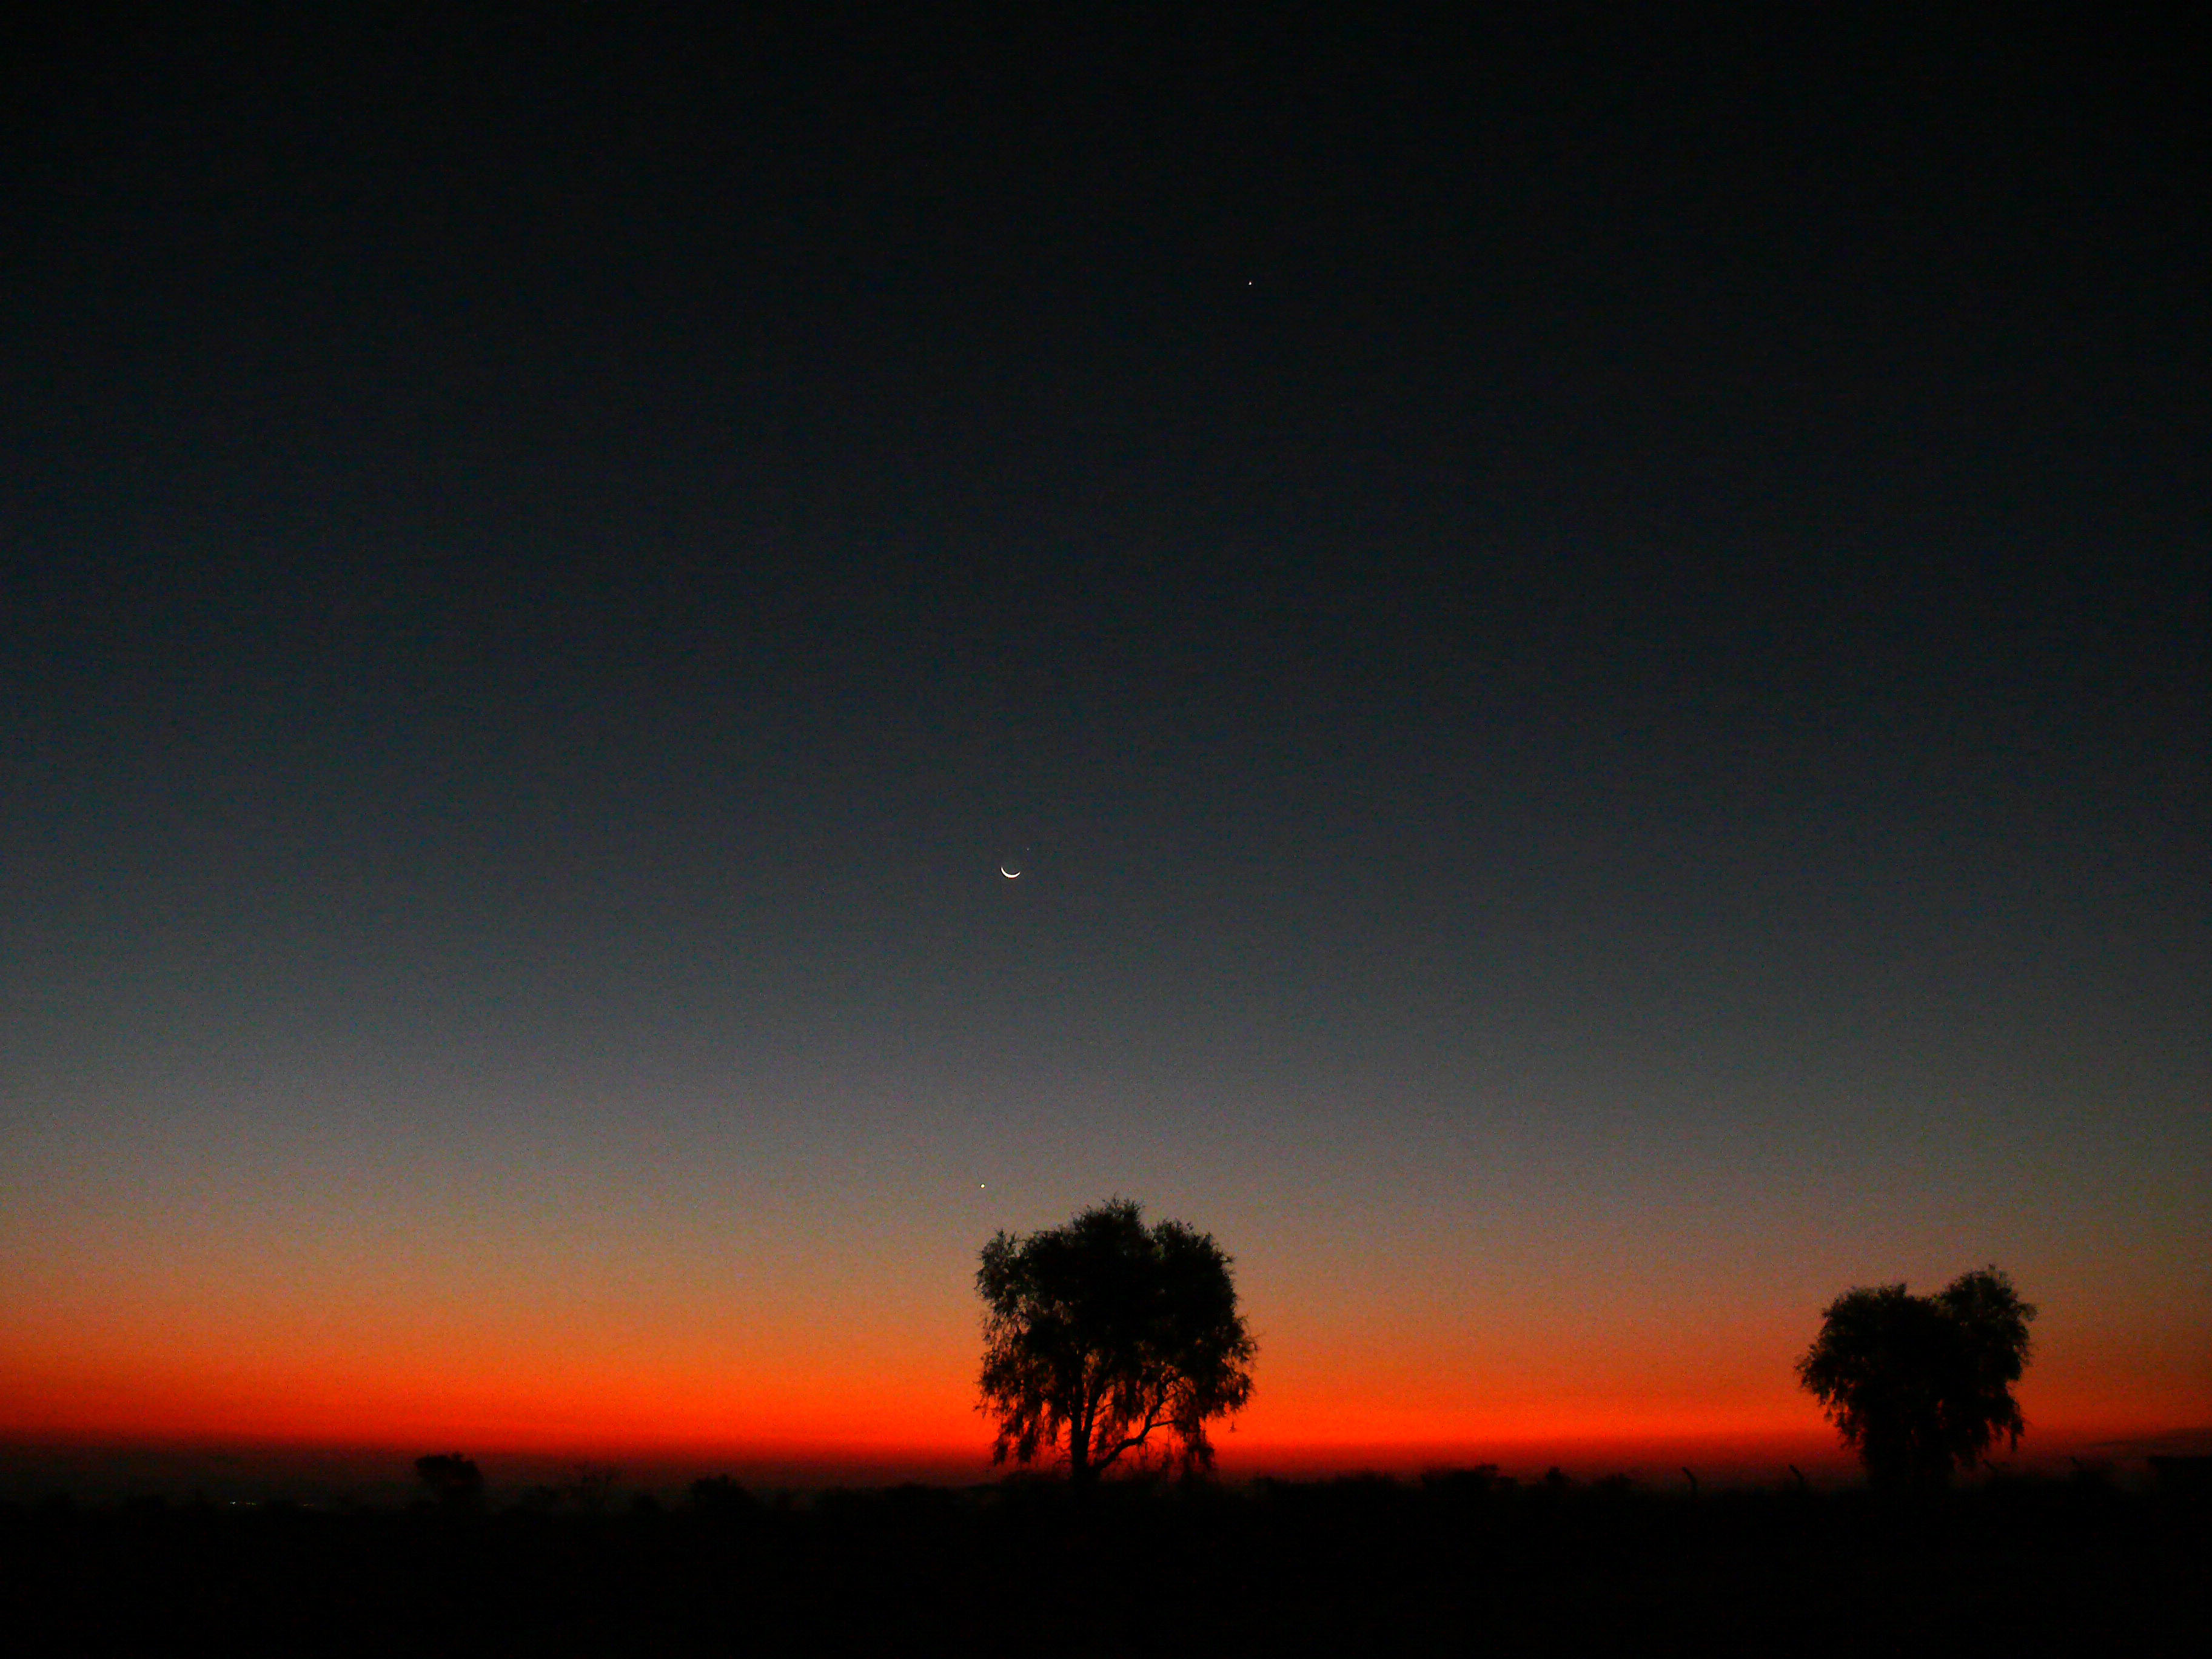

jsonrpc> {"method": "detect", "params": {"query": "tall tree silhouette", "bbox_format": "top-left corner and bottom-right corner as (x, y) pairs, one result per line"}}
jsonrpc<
(1797, 1266), (2036, 1486)
(977, 1199), (1255, 1483)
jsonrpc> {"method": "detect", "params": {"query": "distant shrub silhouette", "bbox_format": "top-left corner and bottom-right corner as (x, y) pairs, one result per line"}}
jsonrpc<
(1797, 1265), (2036, 1486)
(514, 1464), (622, 1515)
(687, 1475), (758, 1517)
(412, 1453), (484, 1508)
(1420, 1464), (1515, 1500)
(568, 1464), (620, 1513)
(978, 1198), (1255, 1483)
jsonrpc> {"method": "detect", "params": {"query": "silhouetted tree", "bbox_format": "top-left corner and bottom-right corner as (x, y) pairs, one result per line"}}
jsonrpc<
(1796, 1265), (2036, 1486)
(977, 1198), (1256, 1484)
(413, 1452), (484, 1508)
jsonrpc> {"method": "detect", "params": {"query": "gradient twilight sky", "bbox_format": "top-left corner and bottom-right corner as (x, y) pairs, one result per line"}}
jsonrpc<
(2, 6), (2205, 1476)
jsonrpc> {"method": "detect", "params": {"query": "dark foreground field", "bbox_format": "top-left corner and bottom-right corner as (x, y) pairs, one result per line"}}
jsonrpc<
(4, 1472), (2203, 1656)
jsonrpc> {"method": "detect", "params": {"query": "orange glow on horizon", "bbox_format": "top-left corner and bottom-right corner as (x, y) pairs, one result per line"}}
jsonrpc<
(7, 1162), (2204, 1479)
(4, 1318), (2199, 1474)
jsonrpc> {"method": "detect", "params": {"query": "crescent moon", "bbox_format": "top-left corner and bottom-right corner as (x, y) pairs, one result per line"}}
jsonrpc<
(1000, 865), (1021, 879)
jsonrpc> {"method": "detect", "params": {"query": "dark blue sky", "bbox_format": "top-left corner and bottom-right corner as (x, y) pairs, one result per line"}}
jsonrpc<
(2, 4), (2204, 1453)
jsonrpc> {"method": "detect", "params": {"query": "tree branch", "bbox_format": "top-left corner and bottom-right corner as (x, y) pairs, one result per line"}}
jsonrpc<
(1094, 1383), (1173, 1472)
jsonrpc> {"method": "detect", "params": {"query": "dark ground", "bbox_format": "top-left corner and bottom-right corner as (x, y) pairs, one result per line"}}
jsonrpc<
(2, 1470), (2203, 1656)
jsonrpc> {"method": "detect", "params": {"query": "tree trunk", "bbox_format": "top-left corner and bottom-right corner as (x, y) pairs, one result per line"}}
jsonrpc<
(1068, 1385), (1095, 1485)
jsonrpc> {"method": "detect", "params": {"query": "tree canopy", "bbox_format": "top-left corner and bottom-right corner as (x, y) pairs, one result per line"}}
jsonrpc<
(1796, 1265), (2036, 1486)
(977, 1198), (1256, 1483)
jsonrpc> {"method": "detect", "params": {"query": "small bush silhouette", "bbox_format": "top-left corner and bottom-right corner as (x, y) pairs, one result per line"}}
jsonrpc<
(412, 1453), (484, 1508)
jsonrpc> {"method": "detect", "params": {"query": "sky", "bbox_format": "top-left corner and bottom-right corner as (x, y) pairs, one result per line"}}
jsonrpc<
(2, 5), (2205, 1484)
